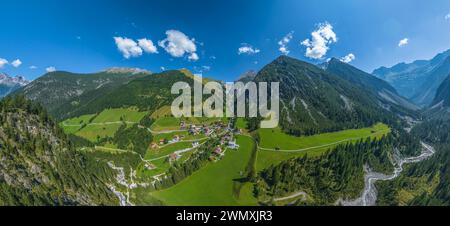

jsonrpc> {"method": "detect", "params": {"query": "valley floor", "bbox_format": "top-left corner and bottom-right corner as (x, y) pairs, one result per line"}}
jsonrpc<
(61, 109), (394, 206)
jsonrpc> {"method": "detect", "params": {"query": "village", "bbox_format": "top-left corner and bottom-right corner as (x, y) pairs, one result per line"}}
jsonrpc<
(143, 119), (241, 177)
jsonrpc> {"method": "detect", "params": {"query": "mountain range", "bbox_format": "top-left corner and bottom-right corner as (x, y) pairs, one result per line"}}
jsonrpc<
(252, 56), (404, 135)
(12, 68), (150, 118)
(0, 73), (29, 98)
(325, 58), (419, 112)
(373, 49), (450, 107)
(14, 56), (419, 134)
(3, 54), (450, 206)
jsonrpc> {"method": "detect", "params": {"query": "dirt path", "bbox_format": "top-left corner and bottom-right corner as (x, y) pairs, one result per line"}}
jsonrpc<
(273, 191), (307, 202)
(62, 121), (137, 127)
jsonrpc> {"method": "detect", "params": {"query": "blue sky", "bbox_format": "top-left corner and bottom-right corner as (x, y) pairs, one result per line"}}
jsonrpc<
(0, 0), (449, 81)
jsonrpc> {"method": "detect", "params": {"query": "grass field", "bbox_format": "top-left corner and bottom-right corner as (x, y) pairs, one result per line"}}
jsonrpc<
(75, 124), (124, 141)
(151, 135), (258, 206)
(256, 123), (390, 171)
(91, 107), (148, 123)
(150, 117), (182, 131)
(150, 105), (172, 118)
(60, 107), (148, 141)
(235, 118), (247, 130)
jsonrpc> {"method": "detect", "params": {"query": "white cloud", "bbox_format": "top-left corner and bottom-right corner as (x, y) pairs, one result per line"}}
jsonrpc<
(188, 52), (199, 61)
(398, 38), (409, 47)
(340, 53), (356, 63)
(445, 13), (450, 20)
(278, 31), (294, 55)
(29, 65), (37, 69)
(46, 66), (56, 72)
(194, 65), (211, 74)
(114, 37), (143, 59)
(0, 58), (8, 68)
(238, 44), (260, 55)
(11, 59), (22, 68)
(301, 22), (337, 59)
(138, 38), (158, 54)
(158, 30), (199, 61)
(160, 66), (166, 71)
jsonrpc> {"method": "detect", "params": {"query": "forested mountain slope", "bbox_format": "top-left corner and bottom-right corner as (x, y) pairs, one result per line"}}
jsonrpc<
(423, 74), (450, 120)
(13, 69), (150, 117)
(253, 56), (401, 136)
(377, 119), (450, 206)
(0, 96), (117, 205)
(325, 58), (418, 113)
(54, 70), (196, 120)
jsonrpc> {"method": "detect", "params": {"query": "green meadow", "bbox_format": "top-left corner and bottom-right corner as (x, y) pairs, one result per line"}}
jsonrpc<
(256, 123), (390, 171)
(235, 118), (247, 130)
(60, 107), (148, 141)
(91, 107), (148, 123)
(151, 135), (258, 206)
(75, 124), (124, 141)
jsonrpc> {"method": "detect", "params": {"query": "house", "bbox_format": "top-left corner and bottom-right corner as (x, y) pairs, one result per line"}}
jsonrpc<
(192, 141), (199, 148)
(145, 163), (156, 170)
(189, 125), (200, 135)
(223, 134), (232, 141)
(180, 121), (186, 129)
(220, 134), (232, 145)
(169, 153), (181, 162)
(150, 142), (158, 149)
(169, 135), (180, 143)
(159, 139), (165, 145)
(214, 146), (223, 156)
(228, 140), (240, 150)
(205, 128), (214, 136)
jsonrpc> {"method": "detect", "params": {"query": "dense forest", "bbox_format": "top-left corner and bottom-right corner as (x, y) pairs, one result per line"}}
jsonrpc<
(112, 116), (154, 156)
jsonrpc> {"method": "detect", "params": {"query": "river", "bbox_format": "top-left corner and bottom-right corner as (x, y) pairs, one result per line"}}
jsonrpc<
(341, 142), (435, 206)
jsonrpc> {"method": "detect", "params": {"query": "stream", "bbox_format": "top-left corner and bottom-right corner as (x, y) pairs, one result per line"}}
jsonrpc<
(107, 162), (135, 206)
(341, 142), (435, 206)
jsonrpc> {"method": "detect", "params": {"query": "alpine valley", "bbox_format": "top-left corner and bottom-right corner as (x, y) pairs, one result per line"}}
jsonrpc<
(1, 51), (448, 206)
